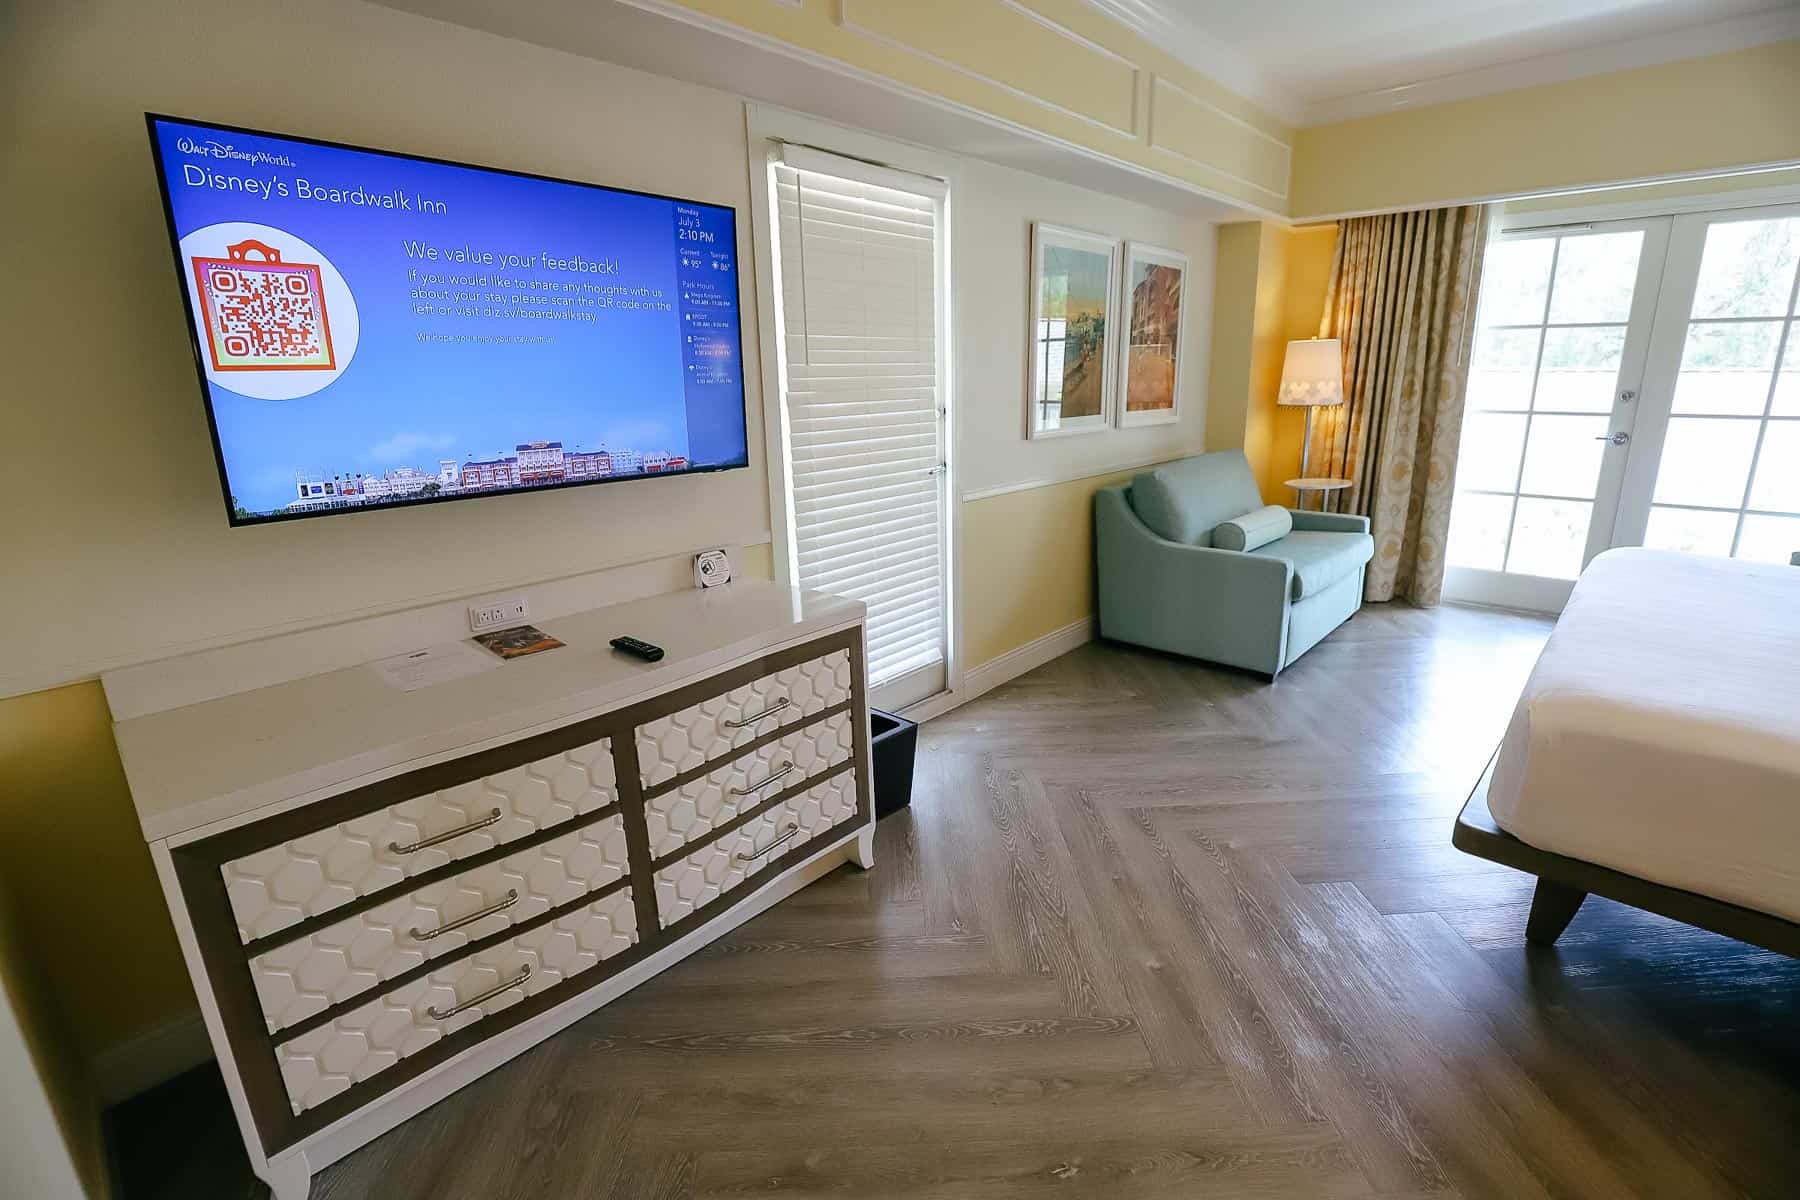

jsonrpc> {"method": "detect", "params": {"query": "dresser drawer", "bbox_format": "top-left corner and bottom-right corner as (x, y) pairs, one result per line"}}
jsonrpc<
(636, 648), (851, 788)
(653, 771), (858, 927)
(222, 737), (618, 943)
(275, 888), (638, 1115)
(644, 712), (853, 858)
(247, 815), (630, 1034)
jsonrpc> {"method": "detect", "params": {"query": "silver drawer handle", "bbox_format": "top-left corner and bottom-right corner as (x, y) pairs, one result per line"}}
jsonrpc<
(735, 822), (800, 863)
(730, 761), (794, 796)
(389, 808), (502, 855)
(723, 696), (790, 729)
(426, 964), (531, 1021)
(411, 889), (519, 941)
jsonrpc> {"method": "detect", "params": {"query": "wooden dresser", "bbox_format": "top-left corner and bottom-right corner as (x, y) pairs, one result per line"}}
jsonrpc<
(105, 582), (874, 1200)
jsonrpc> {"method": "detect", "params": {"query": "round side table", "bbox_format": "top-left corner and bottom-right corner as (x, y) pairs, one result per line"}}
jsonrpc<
(1286, 477), (1352, 511)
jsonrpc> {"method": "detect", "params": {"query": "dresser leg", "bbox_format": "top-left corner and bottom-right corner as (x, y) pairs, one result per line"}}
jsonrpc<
(264, 1150), (311, 1200)
(853, 824), (876, 870)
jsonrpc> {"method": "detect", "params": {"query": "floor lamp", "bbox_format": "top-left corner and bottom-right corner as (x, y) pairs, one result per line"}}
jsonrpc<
(1277, 338), (1345, 509)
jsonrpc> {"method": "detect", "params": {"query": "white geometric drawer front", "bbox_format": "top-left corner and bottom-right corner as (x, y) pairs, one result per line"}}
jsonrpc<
(636, 648), (850, 788)
(645, 712), (853, 858)
(222, 736), (617, 943)
(247, 815), (629, 1034)
(654, 771), (858, 927)
(275, 888), (637, 1115)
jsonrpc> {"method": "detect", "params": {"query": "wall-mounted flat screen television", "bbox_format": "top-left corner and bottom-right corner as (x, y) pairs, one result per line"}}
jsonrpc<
(146, 115), (749, 526)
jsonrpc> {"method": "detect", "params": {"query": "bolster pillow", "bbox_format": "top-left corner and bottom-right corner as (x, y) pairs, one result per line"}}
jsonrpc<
(1212, 505), (1293, 552)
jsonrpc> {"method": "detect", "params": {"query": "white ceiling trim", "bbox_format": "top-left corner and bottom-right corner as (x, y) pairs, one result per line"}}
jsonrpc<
(1302, 7), (1800, 126)
(1076, 0), (1303, 124)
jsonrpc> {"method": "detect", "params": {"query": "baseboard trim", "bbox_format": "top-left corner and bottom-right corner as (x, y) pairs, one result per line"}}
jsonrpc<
(92, 1013), (212, 1106)
(899, 616), (1095, 725)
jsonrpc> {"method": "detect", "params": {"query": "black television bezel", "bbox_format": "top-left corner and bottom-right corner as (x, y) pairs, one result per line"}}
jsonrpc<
(144, 113), (751, 529)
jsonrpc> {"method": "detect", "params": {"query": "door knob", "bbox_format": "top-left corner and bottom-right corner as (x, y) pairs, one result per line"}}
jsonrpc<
(1594, 432), (1629, 445)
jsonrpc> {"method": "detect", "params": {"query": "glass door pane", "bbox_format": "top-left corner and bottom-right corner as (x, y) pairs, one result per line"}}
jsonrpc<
(1445, 223), (1660, 608)
(1636, 213), (1800, 564)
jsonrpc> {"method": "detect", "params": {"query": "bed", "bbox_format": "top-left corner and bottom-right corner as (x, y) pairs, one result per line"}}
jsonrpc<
(1454, 548), (1800, 953)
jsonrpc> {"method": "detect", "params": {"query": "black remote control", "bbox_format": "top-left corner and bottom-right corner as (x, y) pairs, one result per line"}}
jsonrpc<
(610, 635), (665, 662)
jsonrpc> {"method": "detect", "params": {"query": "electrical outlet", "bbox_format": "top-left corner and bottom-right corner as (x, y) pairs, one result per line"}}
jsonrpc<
(468, 595), (529, 633)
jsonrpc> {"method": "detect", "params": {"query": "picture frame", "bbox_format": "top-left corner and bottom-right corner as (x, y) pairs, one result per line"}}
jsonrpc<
(1115, 241), (1189, 428)
(1026, 223), (1120, 439)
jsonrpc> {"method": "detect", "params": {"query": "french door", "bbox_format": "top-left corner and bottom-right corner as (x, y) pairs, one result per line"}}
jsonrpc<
(1446, 201), (1800, 610)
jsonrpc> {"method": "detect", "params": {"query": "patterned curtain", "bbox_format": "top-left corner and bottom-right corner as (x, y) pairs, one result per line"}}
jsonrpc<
(1312, 205), (1490, 606)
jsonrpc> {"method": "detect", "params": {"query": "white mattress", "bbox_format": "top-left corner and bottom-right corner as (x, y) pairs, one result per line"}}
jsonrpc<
(1488, 548), (1800, 924)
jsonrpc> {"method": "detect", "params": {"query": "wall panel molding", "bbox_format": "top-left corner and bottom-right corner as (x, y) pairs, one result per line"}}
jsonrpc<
(839, 0), (1141, 138)
(613, 0), (1292, 213)
(1149, 76), (1291, 202)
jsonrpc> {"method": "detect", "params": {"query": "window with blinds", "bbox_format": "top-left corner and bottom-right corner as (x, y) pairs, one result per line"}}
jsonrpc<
(771, 150), (949, 707)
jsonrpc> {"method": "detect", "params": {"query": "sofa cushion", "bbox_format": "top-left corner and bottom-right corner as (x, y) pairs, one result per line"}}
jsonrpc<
(1213, 504), (1293, 552)
(1128, 450), (1262, 547)
(1246, 530), (1374, 600)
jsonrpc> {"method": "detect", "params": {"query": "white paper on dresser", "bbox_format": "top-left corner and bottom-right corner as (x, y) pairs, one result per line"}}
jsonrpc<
(370, 641), (500, 693)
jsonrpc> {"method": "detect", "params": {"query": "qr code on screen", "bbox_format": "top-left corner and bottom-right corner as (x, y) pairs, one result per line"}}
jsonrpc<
(192, 256), (336, 372)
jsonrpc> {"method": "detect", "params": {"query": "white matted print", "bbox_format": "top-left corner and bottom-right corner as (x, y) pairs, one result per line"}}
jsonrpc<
(1027, 224), (1119, 439)
(1116, 241), (1187, 428)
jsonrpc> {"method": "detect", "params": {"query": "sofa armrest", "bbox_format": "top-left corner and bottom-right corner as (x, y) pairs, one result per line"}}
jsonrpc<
(1287, 508), (1369, 534)
(1096, 487), (1293, 673)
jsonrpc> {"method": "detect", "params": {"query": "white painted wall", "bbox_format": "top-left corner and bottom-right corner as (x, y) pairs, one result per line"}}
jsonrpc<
(0, 0), (773, 698)
(0, 895), (95, 1200)
(0, 0), (1213, 701)
(0, 995), (89, 1200)
(954, 155), (1214, 497)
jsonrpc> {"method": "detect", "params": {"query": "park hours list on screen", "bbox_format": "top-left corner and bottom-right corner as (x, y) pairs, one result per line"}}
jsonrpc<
(674, 203), (741, 441)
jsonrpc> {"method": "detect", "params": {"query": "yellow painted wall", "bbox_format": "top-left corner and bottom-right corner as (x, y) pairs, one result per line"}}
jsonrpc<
(1205, 224), (1263, 462)
(1292, 39), (1800, 219)
(1202, 221), (1338, 501)
(961, 469), (1144, 668)
(0, 685), (195, 1065)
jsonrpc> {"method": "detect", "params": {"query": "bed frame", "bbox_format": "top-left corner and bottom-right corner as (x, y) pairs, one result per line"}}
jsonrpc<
(1454, 754), (1800, 957)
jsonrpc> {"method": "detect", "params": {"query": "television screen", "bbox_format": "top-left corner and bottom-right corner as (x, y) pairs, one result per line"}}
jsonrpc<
(145, 115), (749, 525)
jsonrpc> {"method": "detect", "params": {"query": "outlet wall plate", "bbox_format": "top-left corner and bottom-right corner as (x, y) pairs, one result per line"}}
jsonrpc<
(694, 549), (731, 589)
(468, 595), (529, 633)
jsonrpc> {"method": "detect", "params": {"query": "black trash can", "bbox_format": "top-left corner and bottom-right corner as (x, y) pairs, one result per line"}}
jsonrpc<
(868, 708), (918, 819)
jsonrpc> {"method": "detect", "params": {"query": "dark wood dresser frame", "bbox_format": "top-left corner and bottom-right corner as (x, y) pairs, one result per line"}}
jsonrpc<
(1454, 752), (1800, 957)
(170, 628), (870, 1153)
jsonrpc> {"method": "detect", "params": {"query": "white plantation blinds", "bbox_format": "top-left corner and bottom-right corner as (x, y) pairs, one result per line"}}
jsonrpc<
(773, 154), (947, 695)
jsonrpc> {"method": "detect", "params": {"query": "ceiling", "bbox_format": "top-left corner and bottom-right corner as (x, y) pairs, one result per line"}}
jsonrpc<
(1086, 0), (1800, 124)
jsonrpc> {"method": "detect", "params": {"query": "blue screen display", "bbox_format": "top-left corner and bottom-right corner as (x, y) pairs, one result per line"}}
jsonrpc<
(147, 116), (748, 524)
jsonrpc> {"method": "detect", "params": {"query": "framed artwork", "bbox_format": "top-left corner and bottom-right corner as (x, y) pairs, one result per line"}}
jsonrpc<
(1026, 223), (1119, 438)
(1116, 241), (1188, 428)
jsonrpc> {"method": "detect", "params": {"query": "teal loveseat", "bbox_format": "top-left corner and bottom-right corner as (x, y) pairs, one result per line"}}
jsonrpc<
(1096, 450), (1372, 678)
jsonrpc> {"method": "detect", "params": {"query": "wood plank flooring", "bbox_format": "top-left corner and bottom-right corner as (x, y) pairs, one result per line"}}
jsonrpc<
(125, 603), (1800, 1198)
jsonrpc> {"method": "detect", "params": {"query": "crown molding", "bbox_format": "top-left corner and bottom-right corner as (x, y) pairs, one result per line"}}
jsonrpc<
(1300, 9), (1800, 126)
(1082, 2), (1799, 130)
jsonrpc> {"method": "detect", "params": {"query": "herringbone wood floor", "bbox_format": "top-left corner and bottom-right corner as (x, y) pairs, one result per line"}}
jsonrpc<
(124, 603), (1800, 1199)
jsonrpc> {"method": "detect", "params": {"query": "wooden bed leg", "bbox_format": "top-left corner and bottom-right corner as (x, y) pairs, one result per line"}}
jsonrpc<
(1525, 879), (1587, 945)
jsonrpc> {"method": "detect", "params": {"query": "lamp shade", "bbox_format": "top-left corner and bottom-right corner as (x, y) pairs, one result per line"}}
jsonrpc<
(1277, 338), (1344, 407)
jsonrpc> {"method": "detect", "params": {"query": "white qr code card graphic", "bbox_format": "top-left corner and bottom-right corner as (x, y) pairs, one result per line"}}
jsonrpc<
(191, 238), (336, 372)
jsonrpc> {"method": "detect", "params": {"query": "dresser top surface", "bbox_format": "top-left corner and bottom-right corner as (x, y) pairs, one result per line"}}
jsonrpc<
(109, 582), (863, 842)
